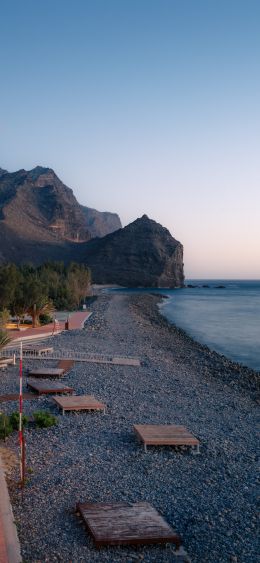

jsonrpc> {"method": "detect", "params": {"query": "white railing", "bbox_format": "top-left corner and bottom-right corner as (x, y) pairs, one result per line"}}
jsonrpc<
(0, 348), (140, 366)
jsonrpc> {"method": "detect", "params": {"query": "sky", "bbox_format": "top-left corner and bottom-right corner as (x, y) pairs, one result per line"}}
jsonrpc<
(0, 0), (259, 278)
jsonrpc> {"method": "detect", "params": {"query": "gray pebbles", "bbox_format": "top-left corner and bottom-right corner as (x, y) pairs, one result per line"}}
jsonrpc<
(1, 292), (259, 562)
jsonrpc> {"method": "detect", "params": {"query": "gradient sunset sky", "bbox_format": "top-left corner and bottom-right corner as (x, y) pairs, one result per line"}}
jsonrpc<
(1, 0), (259, 278)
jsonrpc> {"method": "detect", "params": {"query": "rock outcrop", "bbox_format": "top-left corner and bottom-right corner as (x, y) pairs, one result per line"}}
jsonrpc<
(80, 215), (184, 287)
(80, 205), (121, 238)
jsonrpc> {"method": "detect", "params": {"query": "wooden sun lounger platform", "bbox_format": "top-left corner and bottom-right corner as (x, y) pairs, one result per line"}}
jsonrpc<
(27, 380), (74, 396)
(77, 501), (181, 548)
(57, 359), (75, 373)
(23, 345), (54, 356)
(28, 367), (65, 378)
(53, 395), (106, 415)
(0, 392), (36, 403)
(0, 357), (14, 366)
(134, 425), (200, 453)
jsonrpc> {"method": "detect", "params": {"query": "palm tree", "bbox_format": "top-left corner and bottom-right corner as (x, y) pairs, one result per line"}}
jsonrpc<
(0, 329), (11, 352)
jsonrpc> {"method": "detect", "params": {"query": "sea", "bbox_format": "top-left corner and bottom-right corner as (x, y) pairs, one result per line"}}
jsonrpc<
(110, 280), (260, 372)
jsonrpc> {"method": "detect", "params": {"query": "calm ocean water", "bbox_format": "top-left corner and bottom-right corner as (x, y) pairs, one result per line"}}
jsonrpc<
(159, 280), (260, 372)
(110, 281), (260, 371)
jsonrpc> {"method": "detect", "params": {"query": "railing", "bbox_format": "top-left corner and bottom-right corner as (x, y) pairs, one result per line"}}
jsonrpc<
(0, 348), (140, 366)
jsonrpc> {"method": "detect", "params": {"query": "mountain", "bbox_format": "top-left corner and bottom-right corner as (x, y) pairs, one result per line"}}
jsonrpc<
(0, 166), (90, 243)
(0, 168), (7, 178)
(0, 166), (184, 287)
(80, 205), (122, 238)
(79, 215), (184, 287)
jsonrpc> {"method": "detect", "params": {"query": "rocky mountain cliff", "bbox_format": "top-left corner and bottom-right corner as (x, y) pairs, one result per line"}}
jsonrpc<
(0, 166), (122, 247)
(0, 166), (184, 287)
(79, 215), (184, 287)
(0, 166), (91, 243)
(80, 205), (121, 238)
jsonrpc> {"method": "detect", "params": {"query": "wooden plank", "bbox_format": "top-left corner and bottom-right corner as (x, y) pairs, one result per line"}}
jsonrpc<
(112, 357), (140, 366)
(77, 501), (181, 547)
(57, 360), (75, 373)
(27, 380), (73, 395)
(28, 368), (65, 378)
(53, 395), (106, 413)
(0, 358), (14, 365)
(0, 393), (36, 403)
(134, 425), (200, 448)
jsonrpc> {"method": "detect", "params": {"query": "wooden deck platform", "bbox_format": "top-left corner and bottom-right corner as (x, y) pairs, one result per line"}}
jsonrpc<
(134, 425), (200, 453)
(53, 395), (106, 415)
(57, 359), (75, 373)
(77, 501), (181, 548)
(0, 357), (14, 366)
(0, 392), (36, 403)
(28, 367), (65, 378)
(27, 380), (74, 396)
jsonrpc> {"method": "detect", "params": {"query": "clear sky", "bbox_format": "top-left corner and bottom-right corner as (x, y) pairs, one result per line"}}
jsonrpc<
(1, 0), (259, 278)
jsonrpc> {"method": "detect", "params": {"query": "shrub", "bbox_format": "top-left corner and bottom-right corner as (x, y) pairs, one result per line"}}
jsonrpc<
(9, 411), (29, 431)
(0, 413), (13, 440)
(33, 411), (57, 428)
(39, 313), (53, 325)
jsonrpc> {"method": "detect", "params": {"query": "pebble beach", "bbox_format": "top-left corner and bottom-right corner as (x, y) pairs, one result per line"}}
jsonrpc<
(1, 292), (259, 562)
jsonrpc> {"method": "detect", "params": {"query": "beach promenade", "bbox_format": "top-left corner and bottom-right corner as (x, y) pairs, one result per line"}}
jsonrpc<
(0, 293), (258, 562)
(6, 311), (92, 343)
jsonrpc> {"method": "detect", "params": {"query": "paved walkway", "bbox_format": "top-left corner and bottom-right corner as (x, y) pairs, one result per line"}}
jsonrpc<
(7, 311), (92, 343)
(0, 515), (8, 563)
(0, 454), (21, 563)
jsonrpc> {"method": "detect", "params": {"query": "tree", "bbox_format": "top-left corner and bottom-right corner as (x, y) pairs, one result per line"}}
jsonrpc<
(12, 272), (53, 327)
(27, 298), (55, 328)
(0, 308), (10, 329)
(0, 261), (92, 314)
(67, 263), (91, 308)
(0, 264), (20, 309)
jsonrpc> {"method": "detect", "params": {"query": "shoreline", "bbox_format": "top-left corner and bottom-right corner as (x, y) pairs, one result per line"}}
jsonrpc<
(0, 291), (258, 562)
(158, 292), (260, 376)
(144, 293), (259, 402)
(102, 279), (260, 382)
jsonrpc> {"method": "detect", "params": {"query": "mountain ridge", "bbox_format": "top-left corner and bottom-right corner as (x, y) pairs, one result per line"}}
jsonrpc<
(80, 205), (122, 238)
(0, 165), (184, 287)
(0, 165), (121, 240)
